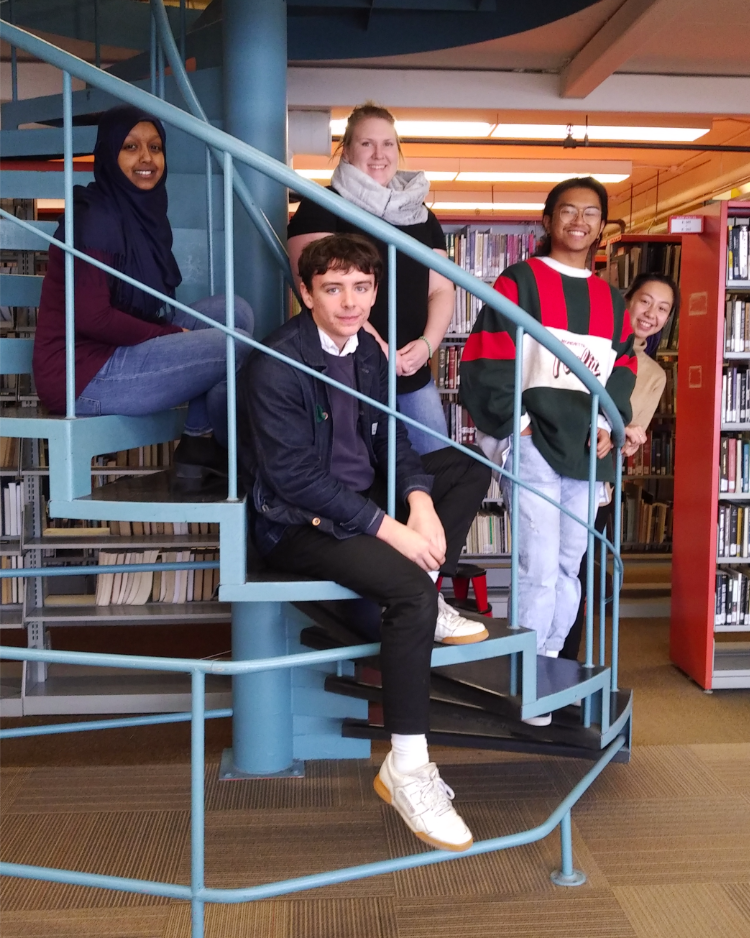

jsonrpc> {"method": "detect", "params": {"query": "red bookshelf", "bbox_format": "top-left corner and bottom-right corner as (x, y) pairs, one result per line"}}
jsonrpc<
(670, 200), (750, 689)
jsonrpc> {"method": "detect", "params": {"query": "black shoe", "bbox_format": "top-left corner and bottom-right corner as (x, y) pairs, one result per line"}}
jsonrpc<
(173, 434), (228, 481)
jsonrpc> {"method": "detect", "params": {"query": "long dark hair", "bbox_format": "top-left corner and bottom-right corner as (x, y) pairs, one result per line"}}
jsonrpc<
(625, 272), (680, 358)
(534, 176), (609, 262)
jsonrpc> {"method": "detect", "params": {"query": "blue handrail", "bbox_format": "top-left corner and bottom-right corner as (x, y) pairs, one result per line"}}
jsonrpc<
(148, 0), (296, 296)
(0, 17), (625, 443)
(0, 16), (631, 934)
(0, 10), (626, 662)
(0, 206), (625, 589)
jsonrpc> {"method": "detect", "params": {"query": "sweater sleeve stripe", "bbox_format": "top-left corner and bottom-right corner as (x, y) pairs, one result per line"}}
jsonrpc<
(491, 273), (519, 305)
(586, 276), (615, 340)
(614, 352), (638, 375)
(619, 312), (634, 343)
(462, 329), (516, 362)
(528, 258), (567, 329)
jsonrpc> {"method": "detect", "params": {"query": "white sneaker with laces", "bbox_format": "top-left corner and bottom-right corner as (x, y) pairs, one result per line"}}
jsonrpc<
(374, 751), (473, 852)
(434, 594), (489, 645)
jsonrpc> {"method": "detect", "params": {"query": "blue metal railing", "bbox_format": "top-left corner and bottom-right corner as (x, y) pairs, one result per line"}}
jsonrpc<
(0, 0), (626, 702)
(0, 12), (629, 933)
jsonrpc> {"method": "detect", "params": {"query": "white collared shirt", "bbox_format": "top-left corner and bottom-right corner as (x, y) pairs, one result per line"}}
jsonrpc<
(317, 327), (359, 357)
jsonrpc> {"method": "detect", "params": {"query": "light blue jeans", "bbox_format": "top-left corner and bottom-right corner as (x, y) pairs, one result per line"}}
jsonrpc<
(75, 295), (253, 447)
(398, 378), (448, 455)
(500, 435), (591, 653)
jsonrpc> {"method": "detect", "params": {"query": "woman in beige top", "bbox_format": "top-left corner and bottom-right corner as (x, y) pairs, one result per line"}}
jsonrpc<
(561, 272), (679, 660)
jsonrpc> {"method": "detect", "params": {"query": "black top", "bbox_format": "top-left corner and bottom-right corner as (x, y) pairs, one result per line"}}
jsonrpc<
(288, 190), (446, 394)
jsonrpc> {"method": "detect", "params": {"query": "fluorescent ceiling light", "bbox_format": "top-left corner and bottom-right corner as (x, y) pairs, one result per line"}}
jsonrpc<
(490, 124), (709, 143)
(430, 202), (545, 212)
(395, 121), (494, 138)
(456, 171), (629, 183)
(295, 168), (333, 180)
(424, 171), (458, 181)
(330, 119), (493, 138)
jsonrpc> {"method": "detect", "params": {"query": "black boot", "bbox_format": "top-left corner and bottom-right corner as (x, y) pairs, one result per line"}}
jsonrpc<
(173, 434), (228, 481)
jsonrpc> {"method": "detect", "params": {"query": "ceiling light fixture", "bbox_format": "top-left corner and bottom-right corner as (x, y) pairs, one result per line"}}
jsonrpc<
(330, 119), (494, 138)
(424, 171), (459, 181)
(490, 124), (709, 143)
(295, 168), (333, 180)
(455, 171), (629, 183)
(430, 202), (545, 212)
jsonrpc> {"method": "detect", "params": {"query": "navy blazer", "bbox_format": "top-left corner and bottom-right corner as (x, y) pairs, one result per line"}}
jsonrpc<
(237, 310), (433, 555)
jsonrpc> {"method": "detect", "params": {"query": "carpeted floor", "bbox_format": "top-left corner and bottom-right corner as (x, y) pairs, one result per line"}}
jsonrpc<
(2, 617), (750, 937)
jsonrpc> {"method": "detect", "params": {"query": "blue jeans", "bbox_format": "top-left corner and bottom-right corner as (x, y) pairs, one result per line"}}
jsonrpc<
(500, 435), (590, 653)
(397, 379), (448, 456)
(75, 295), (253, 447)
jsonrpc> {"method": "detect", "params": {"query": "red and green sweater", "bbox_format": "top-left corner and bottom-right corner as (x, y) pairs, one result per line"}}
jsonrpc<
(460, 256), (637, 483)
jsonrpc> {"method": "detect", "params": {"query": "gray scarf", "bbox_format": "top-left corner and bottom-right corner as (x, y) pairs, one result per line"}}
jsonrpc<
(331, 160), (429, 226)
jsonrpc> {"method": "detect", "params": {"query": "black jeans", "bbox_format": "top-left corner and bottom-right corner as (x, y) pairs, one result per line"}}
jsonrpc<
(265, 447), (491, 735)
(560, 501), (613, 661)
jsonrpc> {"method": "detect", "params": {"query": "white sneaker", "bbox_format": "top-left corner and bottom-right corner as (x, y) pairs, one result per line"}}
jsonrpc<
(521, 713), (552, 726)
(434, 594), (489, 645)
(374, 751), (473, 852)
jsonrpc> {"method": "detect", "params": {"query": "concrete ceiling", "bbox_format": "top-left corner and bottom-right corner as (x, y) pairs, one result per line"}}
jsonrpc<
(3, 0), (749, 230)
(294, 0), (750, 81)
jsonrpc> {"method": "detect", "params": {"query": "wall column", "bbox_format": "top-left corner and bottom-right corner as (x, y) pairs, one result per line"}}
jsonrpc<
(222, 0), (287, 339)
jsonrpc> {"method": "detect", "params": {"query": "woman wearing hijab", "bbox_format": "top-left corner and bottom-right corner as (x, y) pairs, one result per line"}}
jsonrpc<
(287, 102), (454, 456)
(33, 105), (253, 480)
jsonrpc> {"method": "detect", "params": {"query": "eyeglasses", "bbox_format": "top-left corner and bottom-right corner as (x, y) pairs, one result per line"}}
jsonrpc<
(558, 206), (603, 222)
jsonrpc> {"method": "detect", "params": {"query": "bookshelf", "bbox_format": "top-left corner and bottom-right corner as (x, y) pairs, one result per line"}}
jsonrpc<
(0, 199), (231, 716)
(439, 219), (543, 560)
(671, 199), (750, 689)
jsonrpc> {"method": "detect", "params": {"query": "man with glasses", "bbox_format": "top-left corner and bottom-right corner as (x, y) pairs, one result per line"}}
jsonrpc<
(460, 177), (636, 724)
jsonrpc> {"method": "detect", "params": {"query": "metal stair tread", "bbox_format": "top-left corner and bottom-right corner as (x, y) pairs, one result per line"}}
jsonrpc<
(339, 687), (633, 759)
(433, 653), (609, 704)
(82, 469), (237, 505)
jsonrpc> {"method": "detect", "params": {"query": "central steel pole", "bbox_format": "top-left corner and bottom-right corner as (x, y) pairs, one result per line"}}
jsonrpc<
(222, 0), (288, 339)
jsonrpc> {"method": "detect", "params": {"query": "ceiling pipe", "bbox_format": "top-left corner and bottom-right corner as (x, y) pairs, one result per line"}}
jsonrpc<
(366, 137), (750, 154)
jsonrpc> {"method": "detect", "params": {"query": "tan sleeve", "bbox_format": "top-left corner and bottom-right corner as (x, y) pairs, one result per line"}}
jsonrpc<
(629, 355), (667, 429)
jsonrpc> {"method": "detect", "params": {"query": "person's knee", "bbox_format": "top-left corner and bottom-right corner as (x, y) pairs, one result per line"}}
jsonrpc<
(233, 329), (253, 364)
(384, 569), (438, 630)
(465, 449), (492, 489)
(232, 296), (254, 336)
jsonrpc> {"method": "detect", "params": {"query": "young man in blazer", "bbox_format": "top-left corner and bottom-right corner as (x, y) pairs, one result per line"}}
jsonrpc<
(237, 233), (490, 852)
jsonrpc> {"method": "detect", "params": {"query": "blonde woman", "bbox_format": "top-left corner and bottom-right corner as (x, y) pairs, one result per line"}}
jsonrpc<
(288, 103), (454, 455)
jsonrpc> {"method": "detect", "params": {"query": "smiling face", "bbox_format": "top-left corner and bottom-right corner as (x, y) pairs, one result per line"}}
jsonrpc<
(343, 116), (399, 187)
(628, 280), (674, 339)
(116, 121), (165, 190)
(300, 266), (377, 350)
(544, 186), (606, 266)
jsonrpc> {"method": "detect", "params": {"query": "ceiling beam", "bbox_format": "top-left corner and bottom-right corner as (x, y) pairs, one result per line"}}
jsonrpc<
(289, 67), (750, 115)
(559, 0), (685, 100)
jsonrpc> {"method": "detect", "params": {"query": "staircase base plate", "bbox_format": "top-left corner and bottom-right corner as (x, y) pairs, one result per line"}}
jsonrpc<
(550, 868), (587, 887)
(218, 749), (305, 780)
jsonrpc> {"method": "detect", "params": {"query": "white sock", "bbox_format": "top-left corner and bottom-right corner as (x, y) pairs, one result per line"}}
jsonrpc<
(390, 733), (429, 774)
(545, 649), (559, 658)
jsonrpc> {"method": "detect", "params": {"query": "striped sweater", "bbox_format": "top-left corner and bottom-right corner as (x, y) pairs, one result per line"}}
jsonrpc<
(460, 257), (637, 482)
